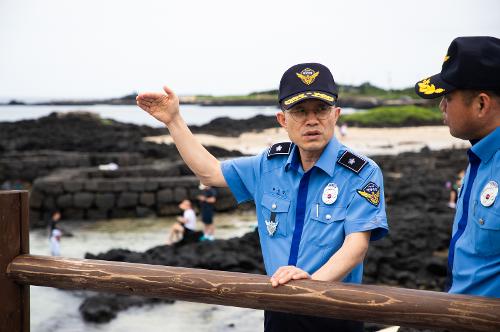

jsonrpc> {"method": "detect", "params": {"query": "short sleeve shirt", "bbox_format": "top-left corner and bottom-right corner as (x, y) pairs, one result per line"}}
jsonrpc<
(183, 209), (197, 231)
(221, 137), (388, 282)
(449, 126), (500, 297)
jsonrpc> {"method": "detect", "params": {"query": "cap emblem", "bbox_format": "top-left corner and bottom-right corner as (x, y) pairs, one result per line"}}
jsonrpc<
(443, 55), (450, 63)
(296, 68), (319, 85)
(417, 78), (445, 95)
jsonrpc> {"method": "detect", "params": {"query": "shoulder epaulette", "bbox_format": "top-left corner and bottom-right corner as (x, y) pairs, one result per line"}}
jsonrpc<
(267, 142), (292, 159)
(337, 150), (367, 174)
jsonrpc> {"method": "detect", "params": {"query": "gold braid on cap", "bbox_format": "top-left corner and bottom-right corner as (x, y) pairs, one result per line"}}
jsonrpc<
(418, 78), (445, 95)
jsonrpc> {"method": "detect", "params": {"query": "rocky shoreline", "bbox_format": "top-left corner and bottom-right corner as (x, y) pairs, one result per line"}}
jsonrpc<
(2, 92), (432, 110)
(0, 112), (451, 225)
(0, 113), (246, 223)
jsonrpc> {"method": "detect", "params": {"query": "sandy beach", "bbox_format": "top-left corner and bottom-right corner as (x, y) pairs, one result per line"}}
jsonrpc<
(145, 126), (470, 156)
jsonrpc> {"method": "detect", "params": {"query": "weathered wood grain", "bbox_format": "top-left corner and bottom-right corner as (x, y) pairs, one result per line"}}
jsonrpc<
(7, 254), (500, 332)
(0, 191), (29, 332)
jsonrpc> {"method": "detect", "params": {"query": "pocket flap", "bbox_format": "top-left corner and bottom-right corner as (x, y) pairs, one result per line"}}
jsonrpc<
(476, 209), (500, 230)
(311, 206), (346, 224)
(261, 193), (291, 213)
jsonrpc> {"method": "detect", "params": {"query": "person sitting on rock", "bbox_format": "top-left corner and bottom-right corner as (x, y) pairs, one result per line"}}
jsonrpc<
(167, 199), (197, 244)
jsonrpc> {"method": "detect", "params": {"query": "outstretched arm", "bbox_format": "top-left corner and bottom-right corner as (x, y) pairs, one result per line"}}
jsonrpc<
(137, 86), (227, 187)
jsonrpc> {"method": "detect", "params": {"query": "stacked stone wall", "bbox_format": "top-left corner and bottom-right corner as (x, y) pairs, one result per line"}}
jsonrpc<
(30, 163), (237, 226)
(0, 151), (143, 183)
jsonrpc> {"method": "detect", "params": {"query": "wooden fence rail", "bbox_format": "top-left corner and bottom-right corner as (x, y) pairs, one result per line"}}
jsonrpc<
(1, 190), (500, 332)
(7, 254), (500, 332)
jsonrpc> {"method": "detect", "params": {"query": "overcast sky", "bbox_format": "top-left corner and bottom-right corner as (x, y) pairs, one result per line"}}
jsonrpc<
(1, 0), (499, 99)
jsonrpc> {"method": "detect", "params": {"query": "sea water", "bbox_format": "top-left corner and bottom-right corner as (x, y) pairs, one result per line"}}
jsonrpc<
(0, 104), (358, 126)
(30, 212), (263, 332)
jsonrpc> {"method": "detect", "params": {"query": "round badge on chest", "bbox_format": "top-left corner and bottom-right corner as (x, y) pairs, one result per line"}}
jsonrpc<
(322, 183), (338, 205)
(480, 181), (498, 207)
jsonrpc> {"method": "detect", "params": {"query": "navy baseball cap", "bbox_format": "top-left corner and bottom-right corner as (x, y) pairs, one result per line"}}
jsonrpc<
(415, 36), (500, 99)
(279, 63), (338, 109)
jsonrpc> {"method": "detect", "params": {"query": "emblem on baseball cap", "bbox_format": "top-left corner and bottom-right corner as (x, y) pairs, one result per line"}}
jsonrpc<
(279, 63), (338, 109)
(296, 68), (320, 85)
(415, 36), (500, 99)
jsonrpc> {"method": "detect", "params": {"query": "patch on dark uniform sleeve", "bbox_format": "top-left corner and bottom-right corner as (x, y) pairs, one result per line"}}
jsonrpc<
(267, 142), (292, 158)
(337, 150), (367, 174)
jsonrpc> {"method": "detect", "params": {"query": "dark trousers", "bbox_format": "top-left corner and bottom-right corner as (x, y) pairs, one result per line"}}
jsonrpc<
(264, 310), (364, 332)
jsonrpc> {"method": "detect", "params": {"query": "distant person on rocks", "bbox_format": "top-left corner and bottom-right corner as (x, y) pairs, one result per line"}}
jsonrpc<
(167, 199), (197, 244)
(339, 122), (348, 138)
(415, 36), (500, 298)
(137, 62), (388, 332)
(447, 169), (465, 209)
(49, 211), (62, 256)
(197, 183), (217, 241)
(0, 180), (12, 190)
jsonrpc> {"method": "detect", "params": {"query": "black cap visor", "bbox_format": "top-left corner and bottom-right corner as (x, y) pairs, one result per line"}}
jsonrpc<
(281, 91), (337, 110)
(415, 73), (457, 99)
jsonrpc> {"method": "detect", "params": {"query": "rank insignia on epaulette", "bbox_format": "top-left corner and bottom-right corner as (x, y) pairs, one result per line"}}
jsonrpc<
(267, 142), (292, 158)
(337, 150), (367, 174)
(357, 182), (380, 206)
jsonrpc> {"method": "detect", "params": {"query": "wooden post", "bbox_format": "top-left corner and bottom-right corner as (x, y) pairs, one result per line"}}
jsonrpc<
(7, 255), (500, 332)
(0, 191), (30, 332)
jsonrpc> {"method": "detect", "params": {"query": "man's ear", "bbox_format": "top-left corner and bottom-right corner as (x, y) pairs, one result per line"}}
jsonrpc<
(276, 111), (287, 129)
(477, 93), (492, 118)
(333, 107), (341, 123)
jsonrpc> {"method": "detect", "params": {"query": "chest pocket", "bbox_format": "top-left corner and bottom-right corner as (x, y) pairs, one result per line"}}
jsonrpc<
(472, 200), (500, 256)
(309, 206), (346, 248)
(261, 194), (291, 237)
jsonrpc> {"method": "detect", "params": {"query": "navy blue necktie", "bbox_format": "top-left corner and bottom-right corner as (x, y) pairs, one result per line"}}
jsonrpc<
(446, 150), (481, 290)
(288, 170), (312, 266)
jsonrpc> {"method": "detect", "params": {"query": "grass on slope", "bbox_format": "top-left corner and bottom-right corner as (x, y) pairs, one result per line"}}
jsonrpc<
(341, 105), (443, 127)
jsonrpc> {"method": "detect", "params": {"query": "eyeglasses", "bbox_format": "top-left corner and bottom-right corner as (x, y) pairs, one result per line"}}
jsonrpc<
(285, 105), (333, 122)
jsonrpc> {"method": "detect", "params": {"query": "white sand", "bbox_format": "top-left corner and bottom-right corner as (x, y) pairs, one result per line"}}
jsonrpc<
(145, 126), (470, 156)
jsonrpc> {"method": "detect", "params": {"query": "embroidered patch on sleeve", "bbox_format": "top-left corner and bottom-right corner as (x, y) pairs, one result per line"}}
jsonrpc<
(267, 142), (292, 158)
(356, 181), (380, 206)
(337, 150), (367, 174)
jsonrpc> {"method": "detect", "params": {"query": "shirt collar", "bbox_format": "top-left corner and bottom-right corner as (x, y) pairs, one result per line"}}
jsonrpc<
(285, 144), (300, 173)
(285, 137), (341, 176)
(470, 126), (500, 163)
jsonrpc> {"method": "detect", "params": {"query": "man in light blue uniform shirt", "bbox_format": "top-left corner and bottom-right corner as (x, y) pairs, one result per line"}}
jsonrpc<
(415, 36), (500, 298)
(222, 127), (388, 282)
(137, 63), (388, 331)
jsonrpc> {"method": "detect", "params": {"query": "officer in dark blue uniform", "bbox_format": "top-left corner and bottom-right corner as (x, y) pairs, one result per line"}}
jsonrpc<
(137, 63), (389, 331)
(415, 36), (500, 297)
